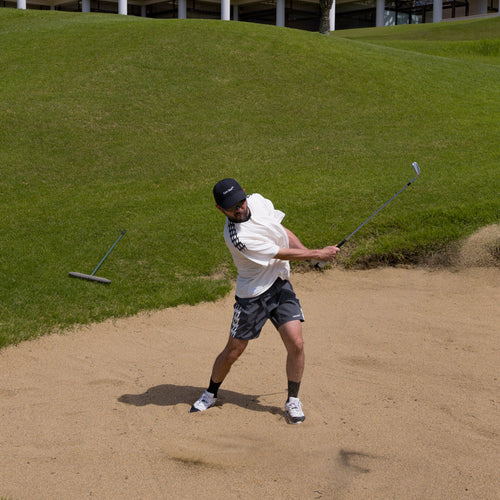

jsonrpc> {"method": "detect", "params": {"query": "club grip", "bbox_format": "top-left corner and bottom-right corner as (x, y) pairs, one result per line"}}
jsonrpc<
(337, 239), (346, 248)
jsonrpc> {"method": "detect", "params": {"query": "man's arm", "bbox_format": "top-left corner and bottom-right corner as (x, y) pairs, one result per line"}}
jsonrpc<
(285, 227), (308, 250)
(275, 227), (340, 262)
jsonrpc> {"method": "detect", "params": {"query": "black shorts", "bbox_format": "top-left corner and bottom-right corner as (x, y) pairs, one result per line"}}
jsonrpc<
(229, 278), (305, 340)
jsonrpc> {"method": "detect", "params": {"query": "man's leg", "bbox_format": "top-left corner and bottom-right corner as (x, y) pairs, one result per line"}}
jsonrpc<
(211, 335), (249, 384)
(278, 319), (305, 384)
(278, 320), (306, 424)
(190, 335), (248, 413)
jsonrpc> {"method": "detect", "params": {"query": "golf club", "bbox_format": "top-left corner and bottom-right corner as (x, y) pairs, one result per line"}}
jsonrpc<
(69, 229), (126, 284)
(317, 162), (420, 267)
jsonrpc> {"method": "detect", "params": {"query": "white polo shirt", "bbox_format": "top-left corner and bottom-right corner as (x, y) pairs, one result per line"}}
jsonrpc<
(223, 193), (290, 298)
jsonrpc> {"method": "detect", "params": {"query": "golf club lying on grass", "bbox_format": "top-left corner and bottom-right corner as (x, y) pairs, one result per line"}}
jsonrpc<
(317, 162), (420, 267)
(69, 230), (126, 284)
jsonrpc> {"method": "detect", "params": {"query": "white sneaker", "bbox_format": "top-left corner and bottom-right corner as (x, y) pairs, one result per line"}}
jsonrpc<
(285, 397), (305, 424)
(189, 390), (217, 413)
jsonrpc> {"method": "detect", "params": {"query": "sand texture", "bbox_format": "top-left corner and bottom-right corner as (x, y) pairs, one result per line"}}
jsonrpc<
(1, 263), (499, 499)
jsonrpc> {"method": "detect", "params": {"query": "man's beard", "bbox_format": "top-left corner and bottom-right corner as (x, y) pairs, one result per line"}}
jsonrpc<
(228, 208), (251, 223)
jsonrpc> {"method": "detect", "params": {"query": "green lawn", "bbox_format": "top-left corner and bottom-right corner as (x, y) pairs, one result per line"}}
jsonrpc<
(1, 10), (499, 346)
(333, 17), (500, 65)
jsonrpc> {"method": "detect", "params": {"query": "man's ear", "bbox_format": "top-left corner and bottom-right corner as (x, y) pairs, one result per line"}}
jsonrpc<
(215, 204), (226, 214)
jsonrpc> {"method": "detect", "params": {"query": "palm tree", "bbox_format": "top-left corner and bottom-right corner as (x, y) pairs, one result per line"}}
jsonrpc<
(319, 0), (334, 34)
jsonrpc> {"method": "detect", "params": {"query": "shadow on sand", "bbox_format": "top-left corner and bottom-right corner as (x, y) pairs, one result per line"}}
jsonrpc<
(118, 383), (283, 415)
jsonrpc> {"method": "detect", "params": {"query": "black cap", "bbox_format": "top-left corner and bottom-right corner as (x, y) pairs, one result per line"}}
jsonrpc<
(213, 178), (246, 209)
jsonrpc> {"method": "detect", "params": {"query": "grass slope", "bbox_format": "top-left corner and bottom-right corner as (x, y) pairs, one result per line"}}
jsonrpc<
(333, 17), (500, 65)
(0, 10), (499, 346)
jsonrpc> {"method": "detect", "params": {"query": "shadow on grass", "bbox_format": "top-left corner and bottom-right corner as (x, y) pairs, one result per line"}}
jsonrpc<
(118, 383), (283, 415)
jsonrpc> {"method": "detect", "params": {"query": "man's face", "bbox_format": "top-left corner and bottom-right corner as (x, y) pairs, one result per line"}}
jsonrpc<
(217, 199), (250, 223)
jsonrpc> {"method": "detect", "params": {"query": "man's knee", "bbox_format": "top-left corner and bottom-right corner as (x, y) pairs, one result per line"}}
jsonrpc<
(289, 337), (304, 356)
(279, 321), (304, 352)
(224, 348), (242, 364)
(222, 338), (247, 364)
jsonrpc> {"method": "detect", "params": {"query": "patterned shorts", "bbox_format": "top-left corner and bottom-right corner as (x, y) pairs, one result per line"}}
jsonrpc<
(230, 278), (305, 340)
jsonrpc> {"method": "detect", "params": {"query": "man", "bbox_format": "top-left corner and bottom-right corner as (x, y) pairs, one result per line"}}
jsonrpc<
(190, 178), (340, 424)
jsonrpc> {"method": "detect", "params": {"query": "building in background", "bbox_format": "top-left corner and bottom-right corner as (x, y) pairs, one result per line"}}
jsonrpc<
(4, 0), (500, 31)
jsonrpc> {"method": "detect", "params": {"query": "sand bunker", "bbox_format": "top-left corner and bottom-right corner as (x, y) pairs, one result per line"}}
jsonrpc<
(457, 224), (500, 268)
(1, 259), (498, 498)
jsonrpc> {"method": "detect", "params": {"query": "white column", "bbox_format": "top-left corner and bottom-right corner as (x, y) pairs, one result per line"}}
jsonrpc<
(221, 0), (230, 20)
(476, 0), (488, 14)
(376, 0), (385, 26)
(17, 0), (26, 9)
(276, 0), (285, 27)
(329, 0), (335, 31)
(178, 0), (187, 18)
(82, 0), (91, 13)
(177, 0), (187, 19)
(118, 0), (127, 15)
(433, 0), (442, 22)
(233, 4), (239, 21)
(141, 5), (146, 16)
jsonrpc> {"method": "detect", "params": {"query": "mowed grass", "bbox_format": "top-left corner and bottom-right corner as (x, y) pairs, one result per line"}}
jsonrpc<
(0, 10), (498, 347)
(334, 16), (500, 65)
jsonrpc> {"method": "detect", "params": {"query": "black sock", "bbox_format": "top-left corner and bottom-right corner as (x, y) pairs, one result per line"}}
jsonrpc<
(287, 380), (301, 401)
(208, 378), (222, 398)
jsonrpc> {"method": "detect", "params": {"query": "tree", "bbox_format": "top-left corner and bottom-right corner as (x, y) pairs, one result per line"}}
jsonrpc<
(319, 0), (333, 34)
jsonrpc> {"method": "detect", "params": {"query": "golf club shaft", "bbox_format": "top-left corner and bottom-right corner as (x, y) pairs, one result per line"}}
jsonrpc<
(315, 163), (420, 268)
(337, 171), (420, 247)
(91, 229), (126, 276)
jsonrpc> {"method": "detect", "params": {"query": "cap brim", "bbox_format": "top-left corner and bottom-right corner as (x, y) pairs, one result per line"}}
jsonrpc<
(219, 191), (246, 209)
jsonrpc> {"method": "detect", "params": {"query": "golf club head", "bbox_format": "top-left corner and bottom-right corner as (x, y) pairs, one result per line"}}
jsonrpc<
(412, 162), (420, 176)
